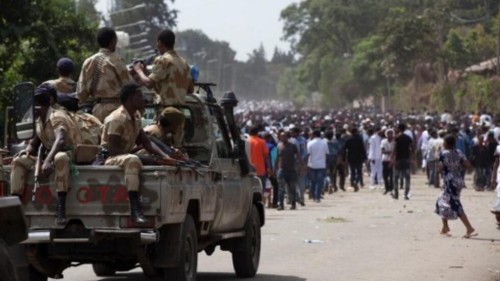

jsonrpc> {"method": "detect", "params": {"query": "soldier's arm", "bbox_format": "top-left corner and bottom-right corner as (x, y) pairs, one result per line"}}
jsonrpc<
(137, 130), (177, 165)
(41, 126), (67, 177)
(76, 60), (91, 102)
(133, 65), (155, 88)
(44, 127), (66, 163)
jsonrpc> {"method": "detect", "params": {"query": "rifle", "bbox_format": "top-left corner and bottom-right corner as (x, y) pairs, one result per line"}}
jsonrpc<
(148, 136), (206, 168)
(32, 145), (45, 201)
(147, 136), (208, 176)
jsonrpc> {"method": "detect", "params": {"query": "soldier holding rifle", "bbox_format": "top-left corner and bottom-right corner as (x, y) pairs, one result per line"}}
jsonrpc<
(10, 83), (80, 225)
(101, 83), (182, 224)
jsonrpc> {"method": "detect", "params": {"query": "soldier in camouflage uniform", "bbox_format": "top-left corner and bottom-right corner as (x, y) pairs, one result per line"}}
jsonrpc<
(77, 27), (133, 122)
(132, 29), (194, 147)
(101, 83), (179, 224)
(144, 106), (185, 149)
(10, 83), (81, 225)
(56, 94), (103, 145)
(46, 57), (77, 94)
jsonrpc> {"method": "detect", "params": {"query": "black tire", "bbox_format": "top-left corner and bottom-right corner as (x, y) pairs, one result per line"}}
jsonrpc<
(0, 241), (17, 281)
(232, 205), (261, 278)
(112, 260), (137, 271)
(163, 215), (198, 281)
(92, 263), (116, 277)
(28, 265), (47, 281)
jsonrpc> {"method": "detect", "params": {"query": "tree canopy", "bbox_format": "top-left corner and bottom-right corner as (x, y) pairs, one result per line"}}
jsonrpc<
(279, 0), (500, 110)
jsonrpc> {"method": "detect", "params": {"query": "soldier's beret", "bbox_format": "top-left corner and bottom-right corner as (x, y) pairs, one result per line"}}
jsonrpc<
(160, 107), (185, 126)
(56, 57), (75, 74)
(57, 92), (79, 112)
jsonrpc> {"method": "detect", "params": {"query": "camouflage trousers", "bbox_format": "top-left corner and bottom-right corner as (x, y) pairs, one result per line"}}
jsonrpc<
(92, 102), (120, 123)
(10, 152), (71, 194)
(105, 154), (143, 192)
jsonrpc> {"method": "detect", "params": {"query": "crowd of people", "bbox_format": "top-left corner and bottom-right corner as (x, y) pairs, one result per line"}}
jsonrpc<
(237, 100), (500, 234)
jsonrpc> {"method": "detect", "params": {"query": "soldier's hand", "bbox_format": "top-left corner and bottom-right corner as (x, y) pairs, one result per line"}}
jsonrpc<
(159, 156), (178, 166)
(41, 159), (53, 178)
(16, 150), (29, 157)
(171, 148), (188, 161)
(132, 61), (144, 73)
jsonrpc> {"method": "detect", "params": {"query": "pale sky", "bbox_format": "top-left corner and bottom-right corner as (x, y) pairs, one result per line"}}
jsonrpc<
(96, 0), (297, 61)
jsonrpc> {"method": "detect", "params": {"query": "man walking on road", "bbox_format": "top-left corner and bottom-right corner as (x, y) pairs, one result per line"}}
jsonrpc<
(247, 126), (271, 192)
(368, 127), (383, 190)
(392, 123), (413, 200)
(275, 132), (304, 210)
(344, 127), (367, 191)
(307, 130), (329, 202)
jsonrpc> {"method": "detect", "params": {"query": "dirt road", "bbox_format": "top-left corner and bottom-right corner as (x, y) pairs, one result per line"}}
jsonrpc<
(61, 173), (500, 281)
(198, 173), (500, 281)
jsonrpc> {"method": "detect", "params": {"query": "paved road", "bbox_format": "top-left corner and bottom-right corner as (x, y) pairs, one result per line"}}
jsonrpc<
(59, 174), (500, 281)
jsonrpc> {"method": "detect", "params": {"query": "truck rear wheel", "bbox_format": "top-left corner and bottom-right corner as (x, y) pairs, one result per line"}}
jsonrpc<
(28, 265), (47, 281)
(92, 263), (116, 277)
(163, 214), (197, 281)
(232, 205), (261, 278)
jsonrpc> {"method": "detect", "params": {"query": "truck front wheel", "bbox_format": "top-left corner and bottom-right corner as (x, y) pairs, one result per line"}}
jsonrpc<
(231, 205), (261, 278)
(92, 263), (116, 277)
(163, 214), (198, 281)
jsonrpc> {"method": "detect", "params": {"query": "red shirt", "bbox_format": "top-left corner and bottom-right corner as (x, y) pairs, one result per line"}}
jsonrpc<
(247, 135), (269, 176)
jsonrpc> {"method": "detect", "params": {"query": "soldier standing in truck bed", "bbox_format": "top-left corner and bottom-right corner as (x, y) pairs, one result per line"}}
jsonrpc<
(77, 27), (133, 122)
(132, 28), (194, 147)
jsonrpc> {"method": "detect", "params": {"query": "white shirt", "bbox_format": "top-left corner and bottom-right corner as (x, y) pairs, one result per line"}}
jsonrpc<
(368, 134), (382, 160)
(420, 130), (429, 151)
(440, 113), (452, 123)
(307, 137), (329, 169)
(380, 138), (394, 162)
(480, 114), (492, 125)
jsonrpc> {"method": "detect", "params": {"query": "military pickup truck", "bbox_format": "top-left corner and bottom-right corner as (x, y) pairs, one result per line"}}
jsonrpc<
(1, 82), (264, 281)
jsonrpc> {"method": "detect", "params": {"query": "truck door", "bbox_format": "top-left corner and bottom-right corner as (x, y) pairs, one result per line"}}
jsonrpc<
(209, 105), (248, 231)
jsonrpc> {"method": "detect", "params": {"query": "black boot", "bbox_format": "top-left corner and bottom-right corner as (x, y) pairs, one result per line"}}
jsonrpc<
(55, 192), (67, 225)
(128, 191), (148, 224)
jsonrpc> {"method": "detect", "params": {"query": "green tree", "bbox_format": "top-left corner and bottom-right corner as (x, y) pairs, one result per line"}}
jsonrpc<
(0, 0), (98, 146)
(0, 0), (98, 105)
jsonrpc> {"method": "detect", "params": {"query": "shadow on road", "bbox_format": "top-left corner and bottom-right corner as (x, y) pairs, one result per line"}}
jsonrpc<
(97, 271), (306, 281)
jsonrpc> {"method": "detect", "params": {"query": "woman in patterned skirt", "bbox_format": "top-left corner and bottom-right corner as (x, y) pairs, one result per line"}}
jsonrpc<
(435, 134), (477, 238)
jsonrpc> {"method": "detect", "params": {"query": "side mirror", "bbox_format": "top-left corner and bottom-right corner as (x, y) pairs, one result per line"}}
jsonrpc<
(12, 82), (35, 140)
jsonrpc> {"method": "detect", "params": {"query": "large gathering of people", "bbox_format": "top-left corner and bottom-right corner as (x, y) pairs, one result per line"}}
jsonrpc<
(6, 25), (500, 234)
(236, 100), (500, 233)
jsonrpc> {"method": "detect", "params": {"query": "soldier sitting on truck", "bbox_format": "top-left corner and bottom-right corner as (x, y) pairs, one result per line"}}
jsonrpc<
(45, 57), (77, 94)
(101, 83), (180, 224)
(10, 83), (81, 225)
(144, 106), (185, 149)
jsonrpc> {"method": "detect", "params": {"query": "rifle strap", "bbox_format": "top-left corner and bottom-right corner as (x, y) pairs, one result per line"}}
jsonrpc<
(90, 54), (106, 98)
